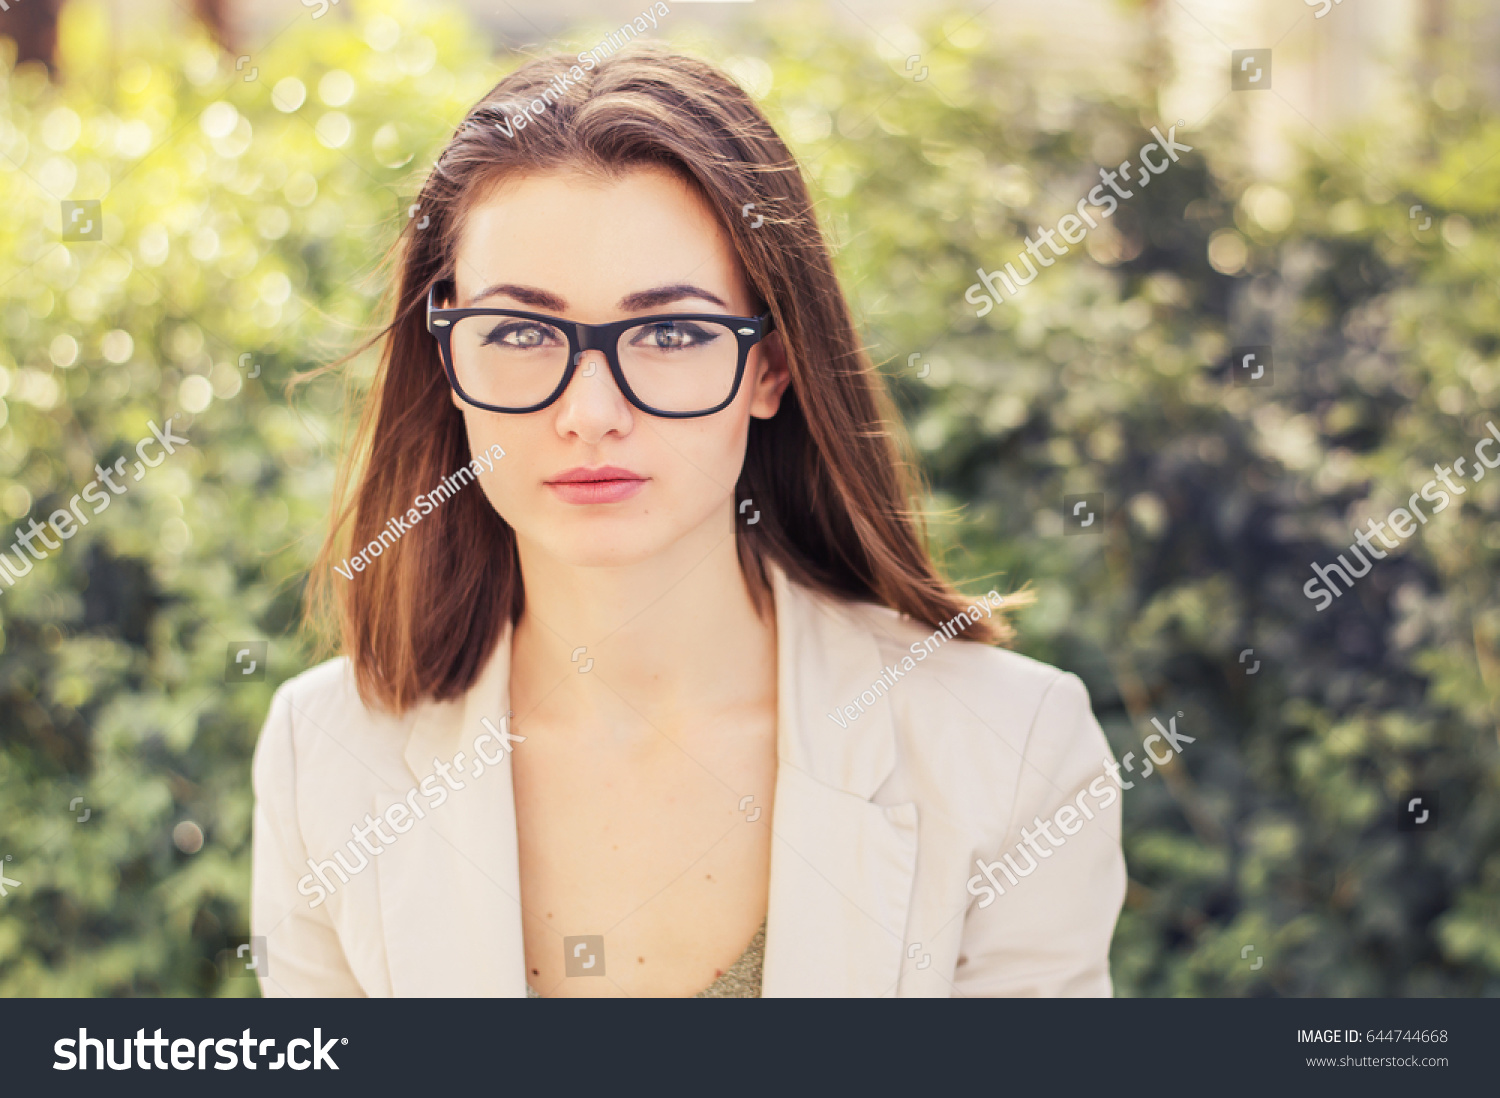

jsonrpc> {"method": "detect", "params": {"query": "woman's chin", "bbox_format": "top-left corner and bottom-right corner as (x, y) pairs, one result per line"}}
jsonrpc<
(525, 531), (674, 572)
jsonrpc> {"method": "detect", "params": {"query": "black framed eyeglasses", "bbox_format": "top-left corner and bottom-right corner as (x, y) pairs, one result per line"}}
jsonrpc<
(426, 282), (775, 418)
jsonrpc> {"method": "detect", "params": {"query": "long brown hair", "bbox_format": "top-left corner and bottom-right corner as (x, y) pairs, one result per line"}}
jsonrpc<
(306, 43), (1026, 714)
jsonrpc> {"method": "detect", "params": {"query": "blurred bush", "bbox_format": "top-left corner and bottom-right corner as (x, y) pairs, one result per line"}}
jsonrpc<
(0, 0), (1495, 995)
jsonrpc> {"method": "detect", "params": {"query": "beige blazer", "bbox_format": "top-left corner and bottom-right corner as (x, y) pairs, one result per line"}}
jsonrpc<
(251, 563), (1126, 996)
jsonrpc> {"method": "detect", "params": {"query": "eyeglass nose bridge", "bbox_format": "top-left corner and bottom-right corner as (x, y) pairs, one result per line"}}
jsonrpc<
(569, 324), (616, 378)
(574, 323), (611, 354)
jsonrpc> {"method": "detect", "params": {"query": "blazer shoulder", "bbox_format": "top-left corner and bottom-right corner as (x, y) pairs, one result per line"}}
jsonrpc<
(271, 655), (365, 727)
(849, 598), (1080, 720)
(845, 601), (1105, 817)
(254, 656), (419, 791)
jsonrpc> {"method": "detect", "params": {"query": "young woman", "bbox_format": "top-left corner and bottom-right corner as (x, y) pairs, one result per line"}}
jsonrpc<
(251, 45), (1126, 997)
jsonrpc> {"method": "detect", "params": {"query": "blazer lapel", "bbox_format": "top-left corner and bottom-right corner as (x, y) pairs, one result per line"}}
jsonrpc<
(761, 564), (920, 997)
(377, 622), (527, 996)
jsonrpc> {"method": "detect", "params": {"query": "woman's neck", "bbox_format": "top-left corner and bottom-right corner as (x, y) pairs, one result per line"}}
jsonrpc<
(507, 521), (777, 737)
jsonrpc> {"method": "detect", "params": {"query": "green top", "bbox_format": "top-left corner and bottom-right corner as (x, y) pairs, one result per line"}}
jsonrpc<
(526, 919), (765, 998)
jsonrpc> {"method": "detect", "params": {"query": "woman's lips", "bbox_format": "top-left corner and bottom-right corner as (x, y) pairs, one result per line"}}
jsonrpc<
(545, 466), (648, 505)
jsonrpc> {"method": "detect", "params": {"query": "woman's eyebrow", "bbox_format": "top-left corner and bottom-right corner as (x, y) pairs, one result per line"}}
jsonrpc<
(468, 283), (567, 311)
(619, 283), (729, 311)
(465, 282), (730, 313)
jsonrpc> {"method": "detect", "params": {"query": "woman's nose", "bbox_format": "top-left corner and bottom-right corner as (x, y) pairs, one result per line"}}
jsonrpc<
(573, 349), (603, 380)
(553, 348), (633, 437)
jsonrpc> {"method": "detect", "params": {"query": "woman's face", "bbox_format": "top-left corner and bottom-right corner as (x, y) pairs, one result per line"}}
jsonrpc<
(448, 167), (788, 569)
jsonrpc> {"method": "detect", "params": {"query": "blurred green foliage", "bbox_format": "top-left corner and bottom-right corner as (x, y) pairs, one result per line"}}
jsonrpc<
(0, 0), (1496, 996)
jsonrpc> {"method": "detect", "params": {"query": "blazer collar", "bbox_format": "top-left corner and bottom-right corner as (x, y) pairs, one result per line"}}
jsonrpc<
(765, 562), (901, 797)
(378, 616), (524, 997)
(380, 561), (918, 996)
(761, 563), (918, 996)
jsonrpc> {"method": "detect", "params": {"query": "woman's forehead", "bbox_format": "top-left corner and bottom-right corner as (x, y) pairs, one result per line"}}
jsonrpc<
(452, 167), (750, 313)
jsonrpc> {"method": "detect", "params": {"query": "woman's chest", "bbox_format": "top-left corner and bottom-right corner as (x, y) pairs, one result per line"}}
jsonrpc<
(510, 713), (777, 996)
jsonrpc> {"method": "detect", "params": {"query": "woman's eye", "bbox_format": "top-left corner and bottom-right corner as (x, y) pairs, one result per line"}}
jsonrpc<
(481, 322), (555, 348)
(637, 322), (711, 349)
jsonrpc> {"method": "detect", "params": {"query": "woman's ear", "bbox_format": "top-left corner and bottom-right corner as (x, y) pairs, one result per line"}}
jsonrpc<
(748, 330), (791, 420)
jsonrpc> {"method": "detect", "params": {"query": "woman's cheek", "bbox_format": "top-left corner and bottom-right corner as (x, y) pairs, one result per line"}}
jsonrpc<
(474, 459), (524, 529)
